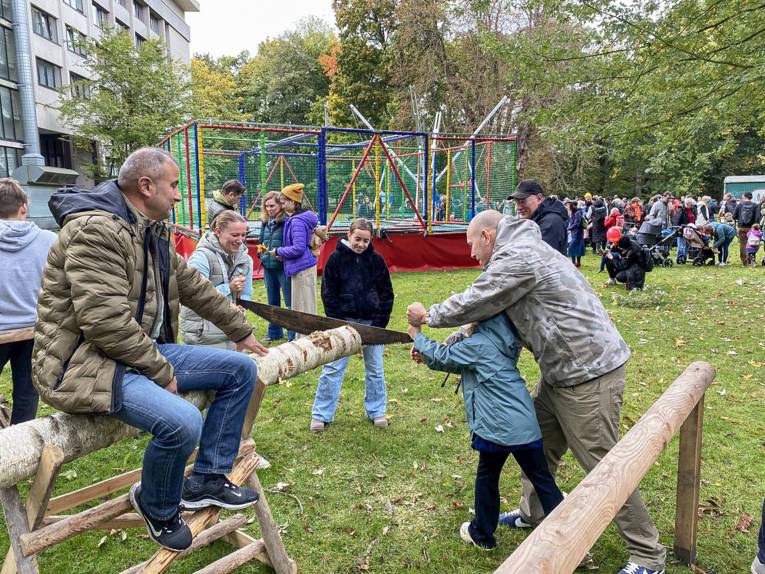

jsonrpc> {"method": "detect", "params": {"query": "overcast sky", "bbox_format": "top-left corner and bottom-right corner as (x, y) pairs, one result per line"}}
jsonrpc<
(187, 1), (336, 58)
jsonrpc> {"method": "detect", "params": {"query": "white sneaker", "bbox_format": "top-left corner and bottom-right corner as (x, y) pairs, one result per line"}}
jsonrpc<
(752, 556), (765, 574)
(254, 452), (271, 470)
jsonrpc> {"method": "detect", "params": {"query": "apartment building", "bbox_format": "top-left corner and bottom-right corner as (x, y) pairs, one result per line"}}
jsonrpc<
(0, 0), (199, 182)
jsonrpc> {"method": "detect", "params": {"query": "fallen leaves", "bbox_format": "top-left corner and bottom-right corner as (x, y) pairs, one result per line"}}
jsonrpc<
(735, 512), (754, 533)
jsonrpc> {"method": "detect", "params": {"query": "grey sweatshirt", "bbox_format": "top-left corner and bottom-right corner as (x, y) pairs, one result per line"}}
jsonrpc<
(0, 220), (56, 331)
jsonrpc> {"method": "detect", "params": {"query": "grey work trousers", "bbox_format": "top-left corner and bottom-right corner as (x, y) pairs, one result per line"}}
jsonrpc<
(519, 365), (666, 570)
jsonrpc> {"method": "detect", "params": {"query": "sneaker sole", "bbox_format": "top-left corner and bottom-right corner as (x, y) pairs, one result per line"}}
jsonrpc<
(180, 496), (259, 511)
(130, 484), (190, 552)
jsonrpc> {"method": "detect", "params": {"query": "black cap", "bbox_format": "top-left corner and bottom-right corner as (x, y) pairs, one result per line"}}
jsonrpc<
(511, 179), (544, 199)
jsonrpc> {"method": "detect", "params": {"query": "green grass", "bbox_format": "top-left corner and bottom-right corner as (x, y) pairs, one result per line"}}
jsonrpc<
(2, 249), (763, 573)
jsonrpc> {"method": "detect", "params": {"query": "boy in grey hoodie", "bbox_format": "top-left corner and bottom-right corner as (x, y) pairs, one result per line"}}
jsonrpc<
(0, 179), (56, 424)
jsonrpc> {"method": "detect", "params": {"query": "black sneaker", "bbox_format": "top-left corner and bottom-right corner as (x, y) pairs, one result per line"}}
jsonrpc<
(129, 483), (192, 551)
(181, 473), (259, 510)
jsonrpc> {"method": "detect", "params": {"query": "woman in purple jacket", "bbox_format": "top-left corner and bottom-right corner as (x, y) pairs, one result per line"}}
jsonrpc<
(271, 183), (319, 325)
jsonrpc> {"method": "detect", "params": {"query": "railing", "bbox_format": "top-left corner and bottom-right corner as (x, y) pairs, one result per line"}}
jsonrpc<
(495, 361), (715, 573)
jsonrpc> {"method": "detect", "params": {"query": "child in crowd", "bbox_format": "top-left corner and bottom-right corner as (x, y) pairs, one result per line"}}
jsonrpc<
(746, 223), (762, 266)
(310, 219), (394, 432)
(408, 313), (564, 550)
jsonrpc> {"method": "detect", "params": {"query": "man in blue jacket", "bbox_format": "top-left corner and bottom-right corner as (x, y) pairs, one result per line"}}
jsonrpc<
(512, 179), (569, 254)
(0, 179), (56, 425)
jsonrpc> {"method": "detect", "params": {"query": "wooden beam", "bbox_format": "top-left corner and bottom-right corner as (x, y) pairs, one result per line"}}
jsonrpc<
(41, 513), (146, 530)
(241, 379), (267, 440)
(221, 530), (272, 568)
(192, 541), (268, 574)
(119, 514), (249, 574)
(0, 327), (362, 490)
(494, 361), (715, 574)
(139, 452), (262, 574)
(0, 328), (33, 345)
(20, 494), (132, 556)
(673, 396), (705, 564)
(247, 471), (297, 574)
(1, 447), (65, 574)
(0, 487), (38, 574)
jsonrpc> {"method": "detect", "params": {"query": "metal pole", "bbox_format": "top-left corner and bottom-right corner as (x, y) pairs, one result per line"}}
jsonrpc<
(11, 0), (43, 165)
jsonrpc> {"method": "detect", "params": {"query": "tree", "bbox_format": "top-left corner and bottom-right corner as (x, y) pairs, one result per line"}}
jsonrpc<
(59, 29), (190, 178)
(238, 17), (336, 125)
(190, 55), (246, 121)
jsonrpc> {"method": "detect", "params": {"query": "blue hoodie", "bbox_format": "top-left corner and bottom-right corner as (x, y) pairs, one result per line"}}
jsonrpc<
(0, 220), (56, 330)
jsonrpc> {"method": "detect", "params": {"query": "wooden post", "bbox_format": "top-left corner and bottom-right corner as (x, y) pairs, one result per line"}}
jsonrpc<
(140, 452), (261, 574)
(247, 471), (297, 574)
(494, 361), (715, 574)
(20, 494), (132, 556)
(0, 487), (38, 574)
(673, 396), (705, 564)
(1, 446), (64, 574)
(192, 541), (269, 574)
(241, 379), (267, 441)
(0, 328), (34, 345)
(120, 514), (250, 574)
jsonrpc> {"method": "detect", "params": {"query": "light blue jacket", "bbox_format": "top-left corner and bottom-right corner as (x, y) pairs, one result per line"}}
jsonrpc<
(414, 313), (541, 447)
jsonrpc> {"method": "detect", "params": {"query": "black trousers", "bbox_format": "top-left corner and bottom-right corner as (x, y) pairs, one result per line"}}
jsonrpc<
(469, 446), (563, 548)
(0, 339), (39, 425)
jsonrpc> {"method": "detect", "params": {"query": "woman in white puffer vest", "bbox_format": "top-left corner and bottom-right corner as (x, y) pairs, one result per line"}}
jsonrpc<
(180, 210), (253, 350)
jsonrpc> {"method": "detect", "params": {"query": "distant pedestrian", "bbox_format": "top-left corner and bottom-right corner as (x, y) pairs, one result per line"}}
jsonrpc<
(512, 180), (569, 254)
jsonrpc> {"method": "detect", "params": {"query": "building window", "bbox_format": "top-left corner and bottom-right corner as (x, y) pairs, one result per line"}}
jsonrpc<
(36, 58), (62, 89)
(117, 0), (127, 6)
(116, 18), (128, 31)
(0, 26), (17, 81)
(133, 1), (144, 21)
(63, 0), (84, 13)
(40, 134), (72, 169)
(0, 146), (21, 177)
(91, 3), (108, 28)
(0, 85), (21, 141)
(0, 0), (11, 22)
(32, 6), (58, 43)
(66, 26), (87, 56)
(135, 33), (145, 48)
(69, 72), (90, 99)
(149, 13), (161, 34)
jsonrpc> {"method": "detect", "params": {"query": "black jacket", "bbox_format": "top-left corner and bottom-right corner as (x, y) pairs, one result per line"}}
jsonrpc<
(590, 201), (608, 243)
(321, 239), (394, 328)
(531, 197), (569, 254)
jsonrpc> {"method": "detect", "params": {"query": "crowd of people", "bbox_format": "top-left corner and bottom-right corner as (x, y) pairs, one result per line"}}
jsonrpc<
(2, 158), (765, 573)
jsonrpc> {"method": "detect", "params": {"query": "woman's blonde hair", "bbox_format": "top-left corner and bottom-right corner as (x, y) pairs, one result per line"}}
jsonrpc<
(260, 191), (284, 224)
(212, 210), (246, 233)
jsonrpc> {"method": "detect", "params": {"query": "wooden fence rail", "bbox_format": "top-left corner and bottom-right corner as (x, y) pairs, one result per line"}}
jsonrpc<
(495, 360), (715, 573)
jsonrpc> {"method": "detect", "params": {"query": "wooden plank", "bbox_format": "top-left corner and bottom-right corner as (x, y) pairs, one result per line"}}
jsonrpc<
(41, 513), (146, 530)
(247, 471), (297, 574)
(20, 494), (132, 556)
(0, 487), (39, 574)
(47, 450), (199, 515)
(140, 452), (262, 574)
(241, 380), (267, 440)
(192, 541), (268, 574)
(119, 514), (249, 574)
(221, 530), (272, 568)
(1, 447), (65, 574)
(494, 361), (715, 574)
(673, 396), (705, 564)
(0, 329), (33, 345)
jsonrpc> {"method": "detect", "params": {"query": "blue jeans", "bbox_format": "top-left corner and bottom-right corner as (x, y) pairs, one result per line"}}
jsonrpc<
(262, 267), (292, 341)
(0, 339), (39, 425)
(112, 344), (256, 520)
(311, 320), (386, 422)
(717, 236), (733, 263)
(676, 236), (687, 257)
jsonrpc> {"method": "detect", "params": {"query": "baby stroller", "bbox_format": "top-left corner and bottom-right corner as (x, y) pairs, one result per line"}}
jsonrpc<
(636, 221), (677, 268)
(681, 224), (715, 266)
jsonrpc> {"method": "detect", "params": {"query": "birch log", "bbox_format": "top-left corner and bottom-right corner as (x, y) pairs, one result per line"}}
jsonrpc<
(0, 327), (362, 489)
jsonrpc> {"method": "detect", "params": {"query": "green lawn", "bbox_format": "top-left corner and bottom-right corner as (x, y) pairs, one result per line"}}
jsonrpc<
(1, 249), (763, 574)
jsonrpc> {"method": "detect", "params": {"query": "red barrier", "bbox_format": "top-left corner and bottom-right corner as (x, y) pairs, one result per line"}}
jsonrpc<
(173, 230), (479, 280)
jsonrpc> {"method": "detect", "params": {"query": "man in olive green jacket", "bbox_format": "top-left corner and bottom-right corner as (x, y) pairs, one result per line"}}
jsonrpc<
(33, 148), (268, 551)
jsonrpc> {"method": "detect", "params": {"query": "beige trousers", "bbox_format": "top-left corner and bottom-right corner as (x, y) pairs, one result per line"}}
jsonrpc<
(290, 266), (317, 337)
(519, 365), (666, 570)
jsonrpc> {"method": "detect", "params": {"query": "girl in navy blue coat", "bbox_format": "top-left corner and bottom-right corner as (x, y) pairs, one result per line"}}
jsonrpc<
(310, 219), (394, 432)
